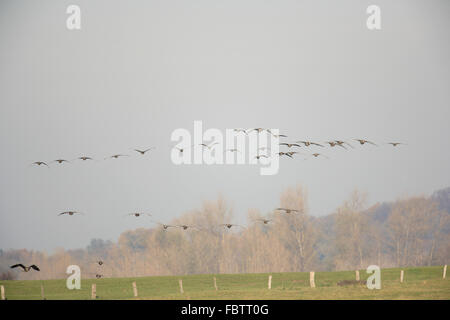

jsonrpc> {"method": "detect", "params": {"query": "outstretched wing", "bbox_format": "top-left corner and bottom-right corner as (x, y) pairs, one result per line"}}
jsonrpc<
(10, 264), (26, 270)
(30, 265), (40, 271)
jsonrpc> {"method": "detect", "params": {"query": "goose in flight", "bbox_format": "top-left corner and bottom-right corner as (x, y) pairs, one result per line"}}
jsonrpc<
(58, 211), (83, 216)
(280, 143), (302, 148)
(255, 154), (269, 160)
(275, 208), (300, 214)
(354, 139), (377, 146)
(92, 260), (104, 266)
(199, 142), (219, 150)
(248, 128), (266, 134)
(310, 153), (329, 159)
(133, 147), (155, 155)
(105, 154), (129, 159)
(286, 151), (300, 157)
(387, 142), (406, 147)
(233, 128), (248, 135)
(219, 223), (246, 229)
(267, 130), (287, 138)
(153, 222), (178, 230)
(324, 141), (347, 149)
(254, 218), (272, 224)
(177, 224), (200, 230)
(277, 152), (294, 158)
(174, 147), (186, 154)
(297, 141), (324, 147)
(10, 264), (40, 272)
(335, 140), (353, 149)
(31, 161), (49, 167)
(126, 212), (151, 217)
(52, 159), (70, 164)
(75, 156), (94, 161)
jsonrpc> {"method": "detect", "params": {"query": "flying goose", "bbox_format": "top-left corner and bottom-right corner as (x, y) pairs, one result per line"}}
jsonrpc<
(174, 147), (186, 154)
(280, 143), (301, 148)
(285, 151), (299, 157)
(31, 161), (49, 167)
(310, 153), (329, 159)
(255, 154), (269, 160)
(52, 159), (70, 164)
(325, 141), (346, 149)
(177, 224), (200, 230)
(199, 142), (219, 150)
(254, 218), (272, 224)
(335, 140), (353, 149)
(58, 211), (83, 216)
(267, 130), (287, 138)
(133, 147), (155, 155)
(105, 154), (129, 160)
(297, 141), (324, 147)
(275, 208), (300, 214)
(75, 156), (94, 161)
(277, 152), (293, 158)
(126, 212), (151, 217)
(387, 142), (406, 147)
(248, 128), (266, 134)
(354, 139), (377, 146)
(219, 223), (246, 229)
(10, 264), (40, 272)
(153, 222), (178, 230)
(233, 128), (248, 135)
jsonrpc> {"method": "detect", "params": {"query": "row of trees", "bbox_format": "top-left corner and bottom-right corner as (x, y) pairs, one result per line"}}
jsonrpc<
(1, 186), (449, 280)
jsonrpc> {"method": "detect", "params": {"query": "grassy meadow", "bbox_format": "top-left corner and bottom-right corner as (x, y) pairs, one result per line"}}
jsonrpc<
(0, 266), (448, 300)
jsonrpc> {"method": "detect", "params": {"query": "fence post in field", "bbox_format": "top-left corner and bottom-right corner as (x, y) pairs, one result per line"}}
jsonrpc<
(355, 270), (360, 281)
(443, 265), (447, 279)
(310, 271), (316, 288)
(132, 281), (138, 297)
(400, 270), (404, 283)
(41, 284), (45, 300)
(179, 279), (184, 294)
(1, 285), (5, 300)
(268, 275), (272, 289)
(91, 283), (97, 299)
(213, 277), (218, 291)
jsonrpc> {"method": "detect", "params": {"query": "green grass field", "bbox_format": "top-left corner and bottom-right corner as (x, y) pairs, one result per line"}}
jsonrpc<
(1, 266), (449, 300)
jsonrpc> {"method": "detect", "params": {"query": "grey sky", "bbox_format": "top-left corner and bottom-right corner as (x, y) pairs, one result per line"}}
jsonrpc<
(0, 0), (449, 251)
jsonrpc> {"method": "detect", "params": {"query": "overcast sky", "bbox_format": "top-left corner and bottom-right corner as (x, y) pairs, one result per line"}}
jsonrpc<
(0, 0), (449, 252)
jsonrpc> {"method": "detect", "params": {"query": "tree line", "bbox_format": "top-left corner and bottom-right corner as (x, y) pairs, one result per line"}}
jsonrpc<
(1, 186), (449, 280)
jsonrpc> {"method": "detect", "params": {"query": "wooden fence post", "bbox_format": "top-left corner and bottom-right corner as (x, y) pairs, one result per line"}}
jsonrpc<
(443, 265), (447, 279)
(1, 285), (5, 300)
(213, 277), (218, 291)
(132, 281), (138, 297)
(268, 275), (272, 289)
(41, 284), (45, 300)
(310, 271), (316, 288)
(179, 279), (184, 294)
(400, 270), (404, 283)
(355, 270), (360, 281)
(91, 283), (97, 299)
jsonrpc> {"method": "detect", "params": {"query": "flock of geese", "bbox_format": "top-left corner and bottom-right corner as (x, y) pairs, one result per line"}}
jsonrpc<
(9, 206), (302, 274)
(31, 129), (405, 167)
(16, 128), (405, 274)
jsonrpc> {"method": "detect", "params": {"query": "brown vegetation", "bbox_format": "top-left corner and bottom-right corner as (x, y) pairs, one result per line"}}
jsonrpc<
(1, 186), (449, 280)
